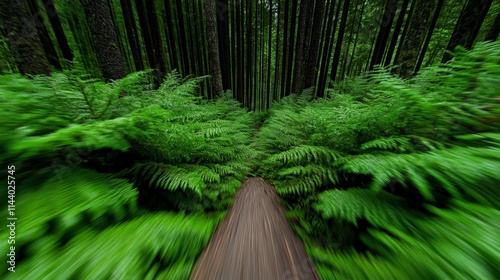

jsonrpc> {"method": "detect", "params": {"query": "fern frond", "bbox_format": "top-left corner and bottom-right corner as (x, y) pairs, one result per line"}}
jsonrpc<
(132, 163), (205, 196)
(315, 188), (416, 227)
(341, 146), (500, 204)
(268, 145), (341, 166)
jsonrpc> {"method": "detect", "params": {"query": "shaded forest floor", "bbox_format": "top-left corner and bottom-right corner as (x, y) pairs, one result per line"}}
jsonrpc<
(191, 177), (319, 280)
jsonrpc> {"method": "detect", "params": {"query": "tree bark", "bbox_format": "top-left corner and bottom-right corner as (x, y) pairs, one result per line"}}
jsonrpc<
(42, 0), (74, 62)
(205, 0), (223, 98)
(330, 0), (350, 82)
(384, 0), (410, 67)
(369, 0), (398, 70)
(442, 0), (493, 63)
(217, 0), (231, 90)
(414, 0), (444, 74)
(0, 0), (51, 75)
(80, 0), (126, 81)
(120, 0), (144, 71)
(292, 0), (310, 94)
(27, 0), (61, 70)
(304, 0), (325, 88)
(396, 0), (435, 78)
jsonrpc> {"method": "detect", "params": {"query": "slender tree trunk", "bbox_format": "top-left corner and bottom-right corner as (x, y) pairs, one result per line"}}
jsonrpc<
(164, 0), (180, 71)
(0, 0), (51, 75)
(292, 0), (310, 94)
(285, 0), (298, 96)
(246, 0), (253, 106)
(370, 0), (398, 70)
(42, 0), (74, 62)
(316, 0), (339, 98)
(266, 0), (273, 109)
(330, 0), (350, 82)
(81, 0), (126, 81)
(230, 0), (238, 101)
(384, 0), (410, 66)
(348, 0), (366, 77)
(217, 0), (231, 90)
(304, 0), (325, 88)
(27, 0), (61, 70)
(442, 0), (493, 63)
(205, 0), (223, 98)
(396, 0), (435, 78)
(273, 1), (281, 101)
(175, 0), (190, 74)
(120, 0), (143, 71)
(414, 0), (444, 74)
(145, 0), (166, 76)
(485, 9), (500, 41)
(280, 1), (290, 98)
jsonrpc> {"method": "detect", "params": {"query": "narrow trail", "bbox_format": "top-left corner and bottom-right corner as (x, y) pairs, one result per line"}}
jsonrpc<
(191, 177), (320, 280)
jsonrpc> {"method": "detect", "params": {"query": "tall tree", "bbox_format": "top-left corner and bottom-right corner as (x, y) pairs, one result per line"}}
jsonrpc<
(395, 0), (435, 78)
(80, 0), (126, 81)
(0, 0), (51, 75)
(384, 0), (410, 66)
(42, 0), (74, 63)
(369, 0), (398, 70)
(304, 0), (325, 88)
(442, 0), (493, 63)
(484, 7), (500, 41)
(145, 0), (167, 75)
(205, 0), (223, 98)
(414, 0), (444, 74)
(27, 0), (61, 70)
(292, 0), (310, 94)
(217, 0), (231, 90)
(330, 0), (350, 82)
(120, 0), (144, 71)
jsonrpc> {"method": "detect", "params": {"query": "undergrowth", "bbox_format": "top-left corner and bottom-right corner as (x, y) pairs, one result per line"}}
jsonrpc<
(0, 69), (256, 278)
(254, 41), (500, 279)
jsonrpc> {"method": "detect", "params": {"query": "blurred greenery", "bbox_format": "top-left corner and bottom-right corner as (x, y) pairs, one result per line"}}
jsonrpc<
(0, 42), (499, 279)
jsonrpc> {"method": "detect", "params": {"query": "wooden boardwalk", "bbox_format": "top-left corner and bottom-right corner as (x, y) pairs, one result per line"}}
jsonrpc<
(191, 177), (320, 280)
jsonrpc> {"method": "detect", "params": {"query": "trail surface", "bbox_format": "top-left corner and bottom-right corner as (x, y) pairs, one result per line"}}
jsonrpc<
(191, 177), (320, 280)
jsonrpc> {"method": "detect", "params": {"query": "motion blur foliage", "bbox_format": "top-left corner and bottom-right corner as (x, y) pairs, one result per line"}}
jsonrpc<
(253, 42), (500, 279)
(0, 69), (255, 279)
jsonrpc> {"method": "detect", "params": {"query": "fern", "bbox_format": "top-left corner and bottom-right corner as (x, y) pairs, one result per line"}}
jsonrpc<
(341, 145), (500, 204)
(3, 213), (216, 280)
(267, 145), (341, 166)
(315, 188), (417, 227)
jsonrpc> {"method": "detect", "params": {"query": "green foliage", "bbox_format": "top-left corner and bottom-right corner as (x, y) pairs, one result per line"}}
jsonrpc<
(0, 69), (255, 279)
(4, 212), (215, 279)
(256, 42), (500, 279)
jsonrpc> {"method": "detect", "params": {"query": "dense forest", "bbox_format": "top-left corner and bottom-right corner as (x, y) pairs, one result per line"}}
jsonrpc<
(0, 0), (499, 279)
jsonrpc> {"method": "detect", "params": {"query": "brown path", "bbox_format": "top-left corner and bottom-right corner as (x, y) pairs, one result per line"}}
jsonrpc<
(191, 177), (320, 280)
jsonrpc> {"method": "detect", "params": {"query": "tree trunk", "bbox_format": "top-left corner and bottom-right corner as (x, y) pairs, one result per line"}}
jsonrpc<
(484, 7), (500, 41)
(80, 0), (126, 81)
(330, 0), (350, 83)
(292, 0), (310, 94)
(395, 0), (435, 78)
(384, 0), (410, 66)
(316, 0), (339, 98)
(369, 0), (398, 70)
(42, 0), (74, 63)
(304, 0), (325, 88)
(285, 0), (298, 96)
(414, 0), (444, 74)
(442, 0), (493, 63)
(217, 0), (231, 90)
(27, 0), (61, 70)
(120, 0), (144, 71)
(205, 0), (223, 98)
(0, 0), (51, 75)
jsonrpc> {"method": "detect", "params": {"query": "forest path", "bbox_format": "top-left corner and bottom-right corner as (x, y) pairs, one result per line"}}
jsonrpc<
(190, 177), (320, 280)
